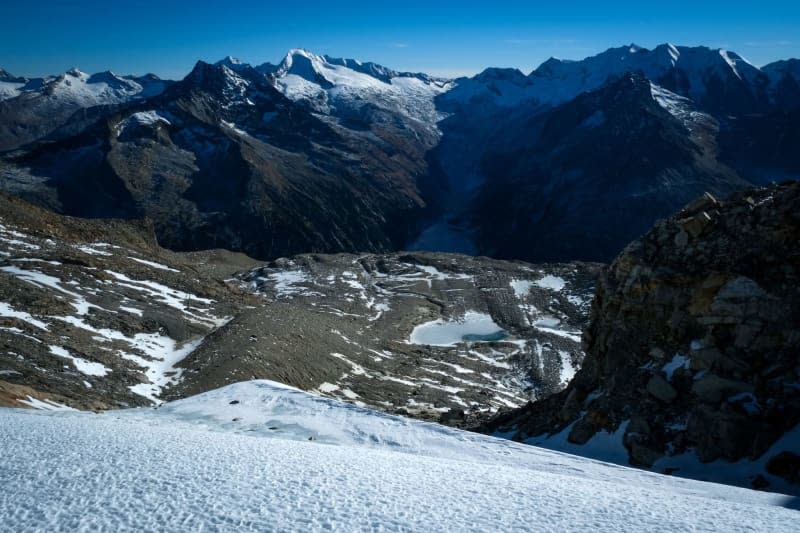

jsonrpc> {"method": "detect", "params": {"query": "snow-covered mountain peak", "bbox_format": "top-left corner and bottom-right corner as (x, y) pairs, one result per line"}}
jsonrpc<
(215, 55), (251, 72)
(65, 67), (87, 79)
(184, 60), (255, 109)
(86, 70), (135, 88)
(270, 48), (451, 129)
(0, 68), (19, 81)
(718, 49), (754, 79)
(220, 55), (242, 65)
(190, 60), (244, 82)
(277, 48), (328, 79)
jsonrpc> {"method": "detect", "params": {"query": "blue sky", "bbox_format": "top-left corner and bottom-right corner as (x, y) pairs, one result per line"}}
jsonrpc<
(1, 1), (798, 79)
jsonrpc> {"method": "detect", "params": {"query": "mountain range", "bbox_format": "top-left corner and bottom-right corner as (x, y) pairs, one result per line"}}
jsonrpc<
(2, 42), (800, 501)
(1, 44), (799, 263)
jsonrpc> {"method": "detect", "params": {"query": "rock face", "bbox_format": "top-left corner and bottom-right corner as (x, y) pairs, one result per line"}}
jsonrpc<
(482, 181), (800, 491)
(170, 253), (600, 426)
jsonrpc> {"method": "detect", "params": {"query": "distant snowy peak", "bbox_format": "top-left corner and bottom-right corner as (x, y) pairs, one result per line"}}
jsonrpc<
(274, 48), (334, 87)
(274, 48), (445, 86)
(214, 55), (251, 73)
(0, 69), (36, 100)
(530, 43), (767, 107)
(183, 60), (261, 108)
(268, 48), (452, 129)
(531, 43), (758, 80)
(43, 68), (167, 106)
(0, 68), (24, 82)
(0, 66), (169, 104)
(447, 43), (774, 113)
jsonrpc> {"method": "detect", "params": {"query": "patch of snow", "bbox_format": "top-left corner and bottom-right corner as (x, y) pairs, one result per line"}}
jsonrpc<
(76, 244), (113, 256)
(526, 420), (632, 466)
(266, 270), (312, 298)
(119, 306), (143, 316)
(728, 392), (761, 415)
(662, 354), (690, 381)
(127, 257), (180, 272)
(534, 275), (566, 292)
(17, 396), (77, 411)
(0, 301), (49, 330)
(509, 279), (534, 298)
(559, 350), (577, 386)
(48, 345), (110, 377)
(104, 270), (222, 327)
(532, 318), (582, 343)
(52, 313), (204, 402)
(2, 265), (103, 315)
(317, 382), (340, 393)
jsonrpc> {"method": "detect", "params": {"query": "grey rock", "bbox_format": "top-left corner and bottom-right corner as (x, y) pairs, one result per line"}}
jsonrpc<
(568, 417), (598, 445)
(647, 375), (678, 403)
(691, 374), (754, 403)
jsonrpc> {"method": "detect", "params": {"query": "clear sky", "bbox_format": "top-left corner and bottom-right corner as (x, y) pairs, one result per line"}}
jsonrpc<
(1, 0), (798, 79)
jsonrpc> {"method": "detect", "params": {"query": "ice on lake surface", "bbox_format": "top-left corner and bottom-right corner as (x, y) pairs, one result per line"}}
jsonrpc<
(409, 311), (506, 346)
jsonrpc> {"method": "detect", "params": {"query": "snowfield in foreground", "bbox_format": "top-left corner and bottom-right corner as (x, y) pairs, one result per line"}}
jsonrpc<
(1, 381), (797, 532)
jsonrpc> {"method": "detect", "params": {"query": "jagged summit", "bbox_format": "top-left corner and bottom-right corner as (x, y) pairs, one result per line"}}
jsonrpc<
(274, 48), (331, 84)
(65, 67), (86, 78)
(0, 68), (19, 81)
(214, 55), (250, 73)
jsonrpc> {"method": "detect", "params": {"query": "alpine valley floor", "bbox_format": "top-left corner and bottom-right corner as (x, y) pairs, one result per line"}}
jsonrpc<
(0, 380), (797, 532)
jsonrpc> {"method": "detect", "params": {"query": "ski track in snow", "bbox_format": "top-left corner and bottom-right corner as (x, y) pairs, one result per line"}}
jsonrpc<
(0, 380), (797, 532)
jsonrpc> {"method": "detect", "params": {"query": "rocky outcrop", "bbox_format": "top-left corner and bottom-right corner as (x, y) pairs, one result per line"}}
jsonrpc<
(482, 181), (800, 491)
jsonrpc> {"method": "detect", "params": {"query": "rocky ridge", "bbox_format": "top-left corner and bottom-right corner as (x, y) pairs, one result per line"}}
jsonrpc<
(482, 181), (800, 492)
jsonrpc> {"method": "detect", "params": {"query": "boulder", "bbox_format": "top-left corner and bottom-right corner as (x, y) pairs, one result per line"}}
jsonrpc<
(766, 451), (800, 484)
(568, 417), (598, 445)
(647, 375), (677, 403)
(691, 375), (754, 403)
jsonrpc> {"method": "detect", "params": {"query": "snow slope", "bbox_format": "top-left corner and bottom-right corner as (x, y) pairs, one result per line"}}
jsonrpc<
(1, 380), (796, 531)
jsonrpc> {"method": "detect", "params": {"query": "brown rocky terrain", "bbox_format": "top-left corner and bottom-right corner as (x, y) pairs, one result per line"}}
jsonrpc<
(169, 252), (600, 426)
(0, 192), (250, 409)
(481, 181), (800, 493)
(1, 193), (599, 427)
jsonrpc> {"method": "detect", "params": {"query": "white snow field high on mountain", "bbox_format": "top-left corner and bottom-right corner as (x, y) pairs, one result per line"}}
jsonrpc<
(0, 380), (796, 532)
